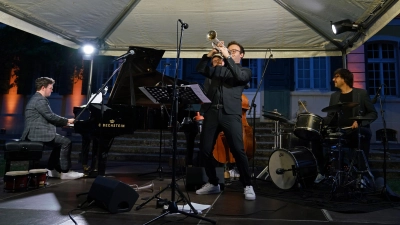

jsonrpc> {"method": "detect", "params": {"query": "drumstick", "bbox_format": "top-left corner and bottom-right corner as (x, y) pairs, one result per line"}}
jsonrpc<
(298, 99), (309, 113)
(341, 126), (352, 130)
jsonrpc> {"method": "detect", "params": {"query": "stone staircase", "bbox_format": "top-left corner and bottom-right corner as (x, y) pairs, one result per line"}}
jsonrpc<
(1, 121), (400, 178)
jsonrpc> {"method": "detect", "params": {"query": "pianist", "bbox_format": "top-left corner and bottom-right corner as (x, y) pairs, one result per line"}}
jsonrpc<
(21, 77), (84, 180)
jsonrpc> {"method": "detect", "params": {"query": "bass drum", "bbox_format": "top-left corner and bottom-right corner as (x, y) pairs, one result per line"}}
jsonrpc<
(268, 147), (317, 190)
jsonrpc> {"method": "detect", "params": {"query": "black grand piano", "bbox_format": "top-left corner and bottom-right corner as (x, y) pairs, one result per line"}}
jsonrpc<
(72, 46), (195, 176)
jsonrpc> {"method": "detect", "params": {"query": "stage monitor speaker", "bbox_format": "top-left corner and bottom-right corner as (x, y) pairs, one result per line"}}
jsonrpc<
(185, 167), (224, 191)
(87, 176), (139, 213)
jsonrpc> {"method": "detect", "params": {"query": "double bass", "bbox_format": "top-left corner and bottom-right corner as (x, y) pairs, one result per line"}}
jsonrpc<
(212, 94), (255, 165)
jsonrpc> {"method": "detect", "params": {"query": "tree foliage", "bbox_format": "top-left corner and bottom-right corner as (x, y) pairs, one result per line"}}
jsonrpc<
(0, 24), (82, 94)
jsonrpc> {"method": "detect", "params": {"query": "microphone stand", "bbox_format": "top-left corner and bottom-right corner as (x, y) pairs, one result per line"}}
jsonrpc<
(248, 50), (273, 179)
(137, 21), (215, 225)
(377, 88), (389, 196)
(74, 59), (126, 177)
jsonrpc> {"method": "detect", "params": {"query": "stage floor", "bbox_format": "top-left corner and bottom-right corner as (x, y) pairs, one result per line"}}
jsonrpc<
(1, 162), (399, 225)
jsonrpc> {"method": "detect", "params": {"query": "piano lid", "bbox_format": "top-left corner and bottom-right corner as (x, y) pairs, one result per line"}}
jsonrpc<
(108, 46), (189, 107)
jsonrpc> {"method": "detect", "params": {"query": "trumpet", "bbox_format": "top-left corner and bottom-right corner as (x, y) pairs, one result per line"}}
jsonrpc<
(207, 30), (227, 52)
(130, 181), (154, 192)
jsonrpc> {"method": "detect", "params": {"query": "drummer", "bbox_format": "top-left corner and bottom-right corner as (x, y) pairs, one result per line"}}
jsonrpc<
(313, 68), (377, 183)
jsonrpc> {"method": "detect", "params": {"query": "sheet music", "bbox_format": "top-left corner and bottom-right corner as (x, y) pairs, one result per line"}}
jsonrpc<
(80, 93), (102, 107)
(180, 84), (211, 104)
(139, 87), (168, 104)
(139, 84), (211, 104)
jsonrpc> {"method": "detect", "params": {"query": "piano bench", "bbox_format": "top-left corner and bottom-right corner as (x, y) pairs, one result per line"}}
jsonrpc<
(4, 140), (44, 173)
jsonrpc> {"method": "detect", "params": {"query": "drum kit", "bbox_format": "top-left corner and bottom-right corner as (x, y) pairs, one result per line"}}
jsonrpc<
(3, 169), (48, 192)
(259, 102), (375, 194)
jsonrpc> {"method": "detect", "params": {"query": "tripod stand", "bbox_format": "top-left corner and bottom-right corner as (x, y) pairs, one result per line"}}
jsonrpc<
(321, 102), (359, 189)
(375, 86), (390, 196)
(344, 116), (375, 190)
(136, 84), (214, 225)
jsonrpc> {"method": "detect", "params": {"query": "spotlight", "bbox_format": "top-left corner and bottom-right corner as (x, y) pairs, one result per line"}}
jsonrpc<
(331, 19), (360, 35)
(81, 43), (97, 60)
(83, 44), (95, 55)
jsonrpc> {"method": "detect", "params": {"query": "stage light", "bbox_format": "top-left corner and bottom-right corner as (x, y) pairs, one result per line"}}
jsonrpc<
(80, 43), (97, 100)
(331, 19), (360, 35)
(82, 44), (95, 55)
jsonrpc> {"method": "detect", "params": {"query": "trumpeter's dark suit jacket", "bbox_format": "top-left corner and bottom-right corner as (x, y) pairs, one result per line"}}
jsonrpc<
(324, 88), (377, 127)
(21, 92), (68, 142)
(196, 54), (251, 115)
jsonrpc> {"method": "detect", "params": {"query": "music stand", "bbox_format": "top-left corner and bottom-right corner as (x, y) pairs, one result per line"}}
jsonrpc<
(136, 84), (214, 225)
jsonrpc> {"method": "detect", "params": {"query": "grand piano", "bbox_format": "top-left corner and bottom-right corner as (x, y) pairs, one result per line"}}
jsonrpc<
(72, 46), (195, 176)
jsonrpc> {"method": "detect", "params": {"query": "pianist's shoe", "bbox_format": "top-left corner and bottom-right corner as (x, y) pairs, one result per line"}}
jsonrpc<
(47, 169), (61, 178)
(60, 171), (84, 180)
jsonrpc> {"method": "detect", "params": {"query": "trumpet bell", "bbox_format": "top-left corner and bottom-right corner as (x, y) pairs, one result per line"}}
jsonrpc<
(207, 30), (217, 41)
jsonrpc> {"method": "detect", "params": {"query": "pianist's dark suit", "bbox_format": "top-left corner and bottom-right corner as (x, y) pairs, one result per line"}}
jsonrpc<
(21, 92), (72, 172)
(196, 54), (252, 187)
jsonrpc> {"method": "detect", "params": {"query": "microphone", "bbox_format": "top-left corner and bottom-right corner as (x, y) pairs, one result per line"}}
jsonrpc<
(178, 19), (189, 29)
(269, 49), (276, 62)
(276, 168), (285, 175)
(194, 112), (204, 133)
(101, 86), (108, 95)
(371, 85), (382, 104)
(114, 50), (135, 61)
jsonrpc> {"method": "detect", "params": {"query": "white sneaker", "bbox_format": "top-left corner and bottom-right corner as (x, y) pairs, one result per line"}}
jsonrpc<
(314, 173), (325, 183)
(60, 171), (84, 180)
(229, 169), (240, 178)
(47, 169), (61, 178)
(196, 183), (221, 195)
(244, 186), (256, 200)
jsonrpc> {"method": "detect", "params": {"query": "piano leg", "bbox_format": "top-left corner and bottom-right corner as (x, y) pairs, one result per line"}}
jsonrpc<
(96, 137), (114, 176)
(80, 133), (92, 174)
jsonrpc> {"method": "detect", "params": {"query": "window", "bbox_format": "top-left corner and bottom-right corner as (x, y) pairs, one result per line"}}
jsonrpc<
(366, 42), (398, 96)
(157, 59), (182, 79)
(241, 59), (258, 90)
(294, 57), (330, 90)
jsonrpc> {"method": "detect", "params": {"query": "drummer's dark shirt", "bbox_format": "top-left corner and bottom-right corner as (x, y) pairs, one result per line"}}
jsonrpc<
(337, 91), (354, 127)
(328, 91), (354, 127)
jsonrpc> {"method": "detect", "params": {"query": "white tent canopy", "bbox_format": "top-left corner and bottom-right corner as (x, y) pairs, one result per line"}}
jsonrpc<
(0, 0), (399, 58)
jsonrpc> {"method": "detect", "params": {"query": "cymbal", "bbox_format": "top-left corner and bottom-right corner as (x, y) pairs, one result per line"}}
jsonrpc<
(321, 102), (359, 112)
(349, 116), (375, 121)
(263, 112), (293, 124)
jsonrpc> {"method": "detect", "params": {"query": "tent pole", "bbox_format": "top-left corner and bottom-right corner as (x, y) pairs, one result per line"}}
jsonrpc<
(341, 49), (347, 69)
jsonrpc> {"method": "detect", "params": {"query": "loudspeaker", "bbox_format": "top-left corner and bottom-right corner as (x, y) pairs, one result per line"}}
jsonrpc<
(87, 176), (139, 213)
(185, 167), (225, 191)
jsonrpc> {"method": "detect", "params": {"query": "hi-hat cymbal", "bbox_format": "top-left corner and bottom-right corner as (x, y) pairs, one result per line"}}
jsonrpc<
(349, 116), (375, 121)
(263, 112), (293, 124)
(321, 102), (359, 112)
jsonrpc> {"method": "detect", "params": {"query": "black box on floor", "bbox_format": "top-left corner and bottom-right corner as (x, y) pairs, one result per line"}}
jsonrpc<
(185, 167), (225, 191)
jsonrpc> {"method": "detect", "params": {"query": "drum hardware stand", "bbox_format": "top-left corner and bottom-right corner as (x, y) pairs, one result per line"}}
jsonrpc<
(136, 20), (215, 225)
(249, 49), (273, 180)
(345, 118), (375, 190)
(256, 120), (281, 180)
(330, 108), (346, 190)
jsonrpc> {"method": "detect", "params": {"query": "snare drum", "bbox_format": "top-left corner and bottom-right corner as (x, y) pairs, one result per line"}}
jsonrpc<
(4, 171), (30, 192)
(29, 169), (48, 188)
(294, 113), (323, 141)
